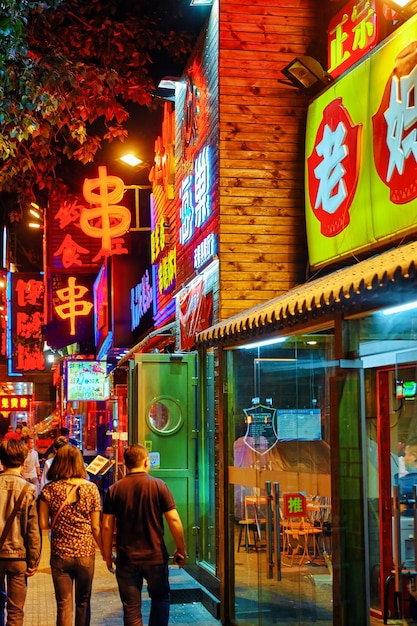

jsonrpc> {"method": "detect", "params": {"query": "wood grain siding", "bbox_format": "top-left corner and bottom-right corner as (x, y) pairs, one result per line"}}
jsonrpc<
(218, 0), (319, 320)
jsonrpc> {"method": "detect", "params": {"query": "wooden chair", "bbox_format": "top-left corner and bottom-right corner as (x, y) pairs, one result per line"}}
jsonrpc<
(237, 496), (267, 552)
(283, 517), (322, 566)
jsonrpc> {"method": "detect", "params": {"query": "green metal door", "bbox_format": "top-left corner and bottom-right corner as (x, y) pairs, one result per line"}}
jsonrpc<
(129, 352), (198, 561)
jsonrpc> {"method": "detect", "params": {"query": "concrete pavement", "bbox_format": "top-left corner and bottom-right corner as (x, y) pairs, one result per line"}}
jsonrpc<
(23, 531), (220, 625)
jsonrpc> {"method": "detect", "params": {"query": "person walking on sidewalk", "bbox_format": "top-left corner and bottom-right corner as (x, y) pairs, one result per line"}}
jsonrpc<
(39, 445), (104, 626)
(102, 443), (187, 626)
(21, 436), (41, 494)
(0, 439), (41, 626)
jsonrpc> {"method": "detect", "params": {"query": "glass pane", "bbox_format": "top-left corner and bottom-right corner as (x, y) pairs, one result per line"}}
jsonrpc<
(226, 332), (334, 626)
(200, 350), (216, 568)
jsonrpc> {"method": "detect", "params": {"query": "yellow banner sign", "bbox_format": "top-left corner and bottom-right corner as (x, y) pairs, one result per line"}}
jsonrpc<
(305, 15), (417, 268)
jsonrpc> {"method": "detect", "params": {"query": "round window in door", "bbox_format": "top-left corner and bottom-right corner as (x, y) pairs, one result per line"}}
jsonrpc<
(146, 396), (183, 435)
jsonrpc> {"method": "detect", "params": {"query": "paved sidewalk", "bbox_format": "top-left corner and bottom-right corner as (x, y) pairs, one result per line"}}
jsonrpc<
(24, 531), (220, 625)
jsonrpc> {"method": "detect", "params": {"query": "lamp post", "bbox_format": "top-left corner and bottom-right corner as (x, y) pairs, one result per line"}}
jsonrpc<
(119, 153), (152, 232)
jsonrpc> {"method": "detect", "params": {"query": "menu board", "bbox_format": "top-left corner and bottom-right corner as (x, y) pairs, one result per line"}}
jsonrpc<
(277, 409), (321, 441)
(66, 360), (106, 401)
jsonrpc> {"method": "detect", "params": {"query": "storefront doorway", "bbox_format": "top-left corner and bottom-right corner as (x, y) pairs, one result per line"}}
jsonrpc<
(224, 332), (335, 625)
(129, 352), (198, 559)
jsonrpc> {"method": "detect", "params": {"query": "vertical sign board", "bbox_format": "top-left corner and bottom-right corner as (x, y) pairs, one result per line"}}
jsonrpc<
(176, 57), (218, 288)
(149, 101), (178, 328)
(150, 36), (219, 339)
(306, 14), (417, 268)
(0, 271), (7, 357)
(9, 272), (45, 374)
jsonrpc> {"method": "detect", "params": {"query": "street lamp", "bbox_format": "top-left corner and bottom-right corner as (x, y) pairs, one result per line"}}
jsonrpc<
(120, 154), (143, 167)
(28, 202), (44, 229)
(119, 154), (152, 232)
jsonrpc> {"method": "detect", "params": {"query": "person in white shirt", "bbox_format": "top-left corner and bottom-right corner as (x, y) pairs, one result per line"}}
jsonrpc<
(21, 436), (41, 493)
(40, 435), (68, 489)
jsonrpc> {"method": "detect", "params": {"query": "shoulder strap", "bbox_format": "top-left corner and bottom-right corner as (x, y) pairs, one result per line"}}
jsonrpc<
(51, 484), (77, 531)
(0, 482), (30, 550)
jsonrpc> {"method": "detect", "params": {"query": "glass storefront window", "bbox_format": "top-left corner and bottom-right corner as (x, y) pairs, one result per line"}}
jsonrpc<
(354, 301), (417, 617)
(225, 331), (335, 626)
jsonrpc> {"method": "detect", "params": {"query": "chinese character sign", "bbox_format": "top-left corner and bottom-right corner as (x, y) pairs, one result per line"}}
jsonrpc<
(54, 276), (93, 336)
(307, 98), (362, 237)
(179, 146), (212, 245)
(0, 395), (31, 411)
(10, 273), (45, 373)
(49, 194), (102, 271)
(305, 16), (417, 268)
(283, 493), (307, 518)
(328, 0), (379, 79)
(82, 166), (131, 260)
(150, 101), (175, 200)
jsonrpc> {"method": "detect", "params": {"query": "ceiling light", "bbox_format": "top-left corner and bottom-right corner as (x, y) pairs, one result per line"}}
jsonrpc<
(382, 300), (417, 315)
(240, 337), (287, 350)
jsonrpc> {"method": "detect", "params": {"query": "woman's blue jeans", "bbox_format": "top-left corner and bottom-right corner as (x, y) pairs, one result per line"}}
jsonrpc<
(50, 553), (95, 626)
(115, 561), (170, 626)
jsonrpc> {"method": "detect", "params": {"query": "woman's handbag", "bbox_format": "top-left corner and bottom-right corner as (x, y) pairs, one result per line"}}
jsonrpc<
(0, 482), (30, 550)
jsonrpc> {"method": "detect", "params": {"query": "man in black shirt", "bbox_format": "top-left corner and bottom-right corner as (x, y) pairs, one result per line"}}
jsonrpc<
(101, 443), (186, 626)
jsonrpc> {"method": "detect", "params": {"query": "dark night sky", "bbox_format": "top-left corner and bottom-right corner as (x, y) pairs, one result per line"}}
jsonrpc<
(14, 2), (210, 271)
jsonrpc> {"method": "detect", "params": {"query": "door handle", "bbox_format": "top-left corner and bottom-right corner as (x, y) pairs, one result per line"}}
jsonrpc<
(265, 481), (281, 581)
(266, 481), (274, 579)
(273, 482), (281, 581)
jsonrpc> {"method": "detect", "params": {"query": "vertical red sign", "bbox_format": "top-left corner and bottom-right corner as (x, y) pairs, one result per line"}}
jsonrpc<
(11, 273), (45, 372)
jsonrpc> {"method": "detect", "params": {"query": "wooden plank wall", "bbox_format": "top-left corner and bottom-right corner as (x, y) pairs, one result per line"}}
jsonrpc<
(218, 0), (322, 320)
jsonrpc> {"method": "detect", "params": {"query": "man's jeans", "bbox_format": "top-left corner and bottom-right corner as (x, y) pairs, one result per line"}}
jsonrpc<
(51, 553), (95, 626)
(0, 559), (27, 626)
(116, 561), (170, 626)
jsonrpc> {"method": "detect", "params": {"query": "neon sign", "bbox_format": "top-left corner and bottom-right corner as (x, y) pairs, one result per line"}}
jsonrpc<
(81, 165), (131, 262)
(158, 247), (176, 294)
(9, 274), (45, 374)
(131, 269), (153, 331)
(179, 146), (211, 245)
(0, 395), (31, 410)
(151, 216), (167, 263)
(55, 276), (93, 335)
(194, 233), (217, 270)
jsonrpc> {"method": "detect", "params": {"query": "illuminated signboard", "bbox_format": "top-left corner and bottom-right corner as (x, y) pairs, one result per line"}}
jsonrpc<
(54, 275), (93, 336)
(9, 273), (45, 374)
(328, 0), (378, 79)
(131, 269), (153, 332)
(81, 166), (131, 260)
(305, 14), (417, 268)
(66, 360), (106, 401)
(0, 395), (31, 411)
(93, 264), (108, 352)
(180, 146), (212, 245)
(178, 145), (217, 272)
(48, 166), (131, 272)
